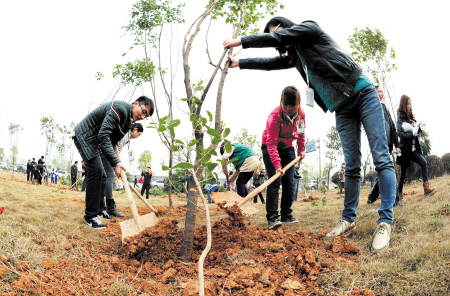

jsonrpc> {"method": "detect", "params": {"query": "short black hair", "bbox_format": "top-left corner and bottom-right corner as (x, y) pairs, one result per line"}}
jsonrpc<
(133, 122), (144, 133)
(41, 156), (44, 158)
(74, 161), (78, 164)
(135, 96), (155, 116)
(263, 16), (296, 34)
(32, 158), (35, 160)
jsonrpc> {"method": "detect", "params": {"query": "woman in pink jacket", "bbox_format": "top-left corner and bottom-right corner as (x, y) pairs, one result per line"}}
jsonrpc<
(262, 86), (305, 230)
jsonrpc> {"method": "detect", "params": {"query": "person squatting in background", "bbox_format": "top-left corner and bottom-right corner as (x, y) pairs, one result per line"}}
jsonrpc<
(220, 142), (260, 198)
(396, 95), (436, 198)
(141, 166), (152, 199)
(73, 96), (154, 229)
(223, 17), (397, 252)
(100, 122), (144, 218)
(253, 163), (266, 204)
(204, 181), (220, 204)
(367, 85), (401, 206)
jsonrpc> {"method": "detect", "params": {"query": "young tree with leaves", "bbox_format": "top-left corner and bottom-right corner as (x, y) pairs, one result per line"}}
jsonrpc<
(8, 123), (23, 178)
(137, 150), (152, 171)
(40, 117), (59, 167)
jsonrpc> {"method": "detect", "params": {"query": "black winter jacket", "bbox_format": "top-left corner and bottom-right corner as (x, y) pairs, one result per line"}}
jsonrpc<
(74, 101), (133, 168)
(396, 111), (423, 166)
(27, 163), (32, 172)
(381, 104), (399, 153)
(239, 20), (362, 113)
(71, 165), (78, 180)
(141, 172), (152, 184)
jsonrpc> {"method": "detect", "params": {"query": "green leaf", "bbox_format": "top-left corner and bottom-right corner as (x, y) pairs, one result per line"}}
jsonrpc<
(193, 97), (202, 105)
(168, 119), (180, 128)
(175, 139), (184, 145)
(223, 127), (230, 138)
(190, 114), (197, 122)
(171, 145), (179, 152)
(225, 143), (232, 153)
(158, 125), (167, 132)
(207, 128), (221, 138)
(206, 162), (218, 172)
(211, 137), (221, 145)
(188, 139), (199, 146)
(227, 158), (238, 165)
(162, 165), (169, 171)
(173, 162), (194, 169)
(181, 98), (190, 102)
(206, 111), (213, 122)
(168, 127), (175, 136)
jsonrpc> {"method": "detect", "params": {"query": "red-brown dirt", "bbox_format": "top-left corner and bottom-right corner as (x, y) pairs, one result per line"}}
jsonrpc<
(1, 201), (368, 295)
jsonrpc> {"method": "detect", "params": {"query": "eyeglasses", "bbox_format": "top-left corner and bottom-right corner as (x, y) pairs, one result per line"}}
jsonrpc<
(139, 104), (150, 118)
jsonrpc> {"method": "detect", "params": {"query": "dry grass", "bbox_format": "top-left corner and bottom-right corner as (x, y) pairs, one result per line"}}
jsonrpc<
(1, 169), (450, 295)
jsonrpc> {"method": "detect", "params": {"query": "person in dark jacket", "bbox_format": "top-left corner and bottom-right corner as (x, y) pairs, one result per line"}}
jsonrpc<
(396, 95), (436, 198)
(81, 161), (87, 192)
(223, 17), (396, 252)
(71, 161), (78, 188)
(73, 96), (154, 229)
(368, 86), (402, 206)
(134, 176), (138, 188)
(30, 158), (36, 180)
(26, 159), (32, 181)
(38, 156), (45, 165)
(141, 167), (152, 199)
(34, 163), (44, 185)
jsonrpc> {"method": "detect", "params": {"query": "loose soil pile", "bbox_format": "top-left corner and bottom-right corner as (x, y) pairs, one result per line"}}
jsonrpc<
(0, 203), (367, 295)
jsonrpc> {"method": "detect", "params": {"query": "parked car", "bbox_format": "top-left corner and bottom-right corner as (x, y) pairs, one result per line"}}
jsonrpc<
(151, 179), (165, 189)
(17, 165), (27, 174)
(329, 182), (338, 189)
(306, 180), (318, 190)
(8, 165), (18, 172)
(0, 162), (8, 170)
(57, 170), (69, 180)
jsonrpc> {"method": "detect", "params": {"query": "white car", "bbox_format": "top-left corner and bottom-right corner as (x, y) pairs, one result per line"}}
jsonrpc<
(56, 170), (69, 180)
(306, 180), (318, 190)
(0, 162), (8, 169)
(151, 179), (165, 189)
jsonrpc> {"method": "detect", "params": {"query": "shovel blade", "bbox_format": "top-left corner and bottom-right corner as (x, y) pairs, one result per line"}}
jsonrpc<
(120, 212), (158, 243)
(210, 191), (259, 216)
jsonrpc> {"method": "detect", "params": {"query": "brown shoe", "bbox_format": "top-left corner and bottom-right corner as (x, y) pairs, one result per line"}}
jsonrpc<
(423, 181), (436, 196)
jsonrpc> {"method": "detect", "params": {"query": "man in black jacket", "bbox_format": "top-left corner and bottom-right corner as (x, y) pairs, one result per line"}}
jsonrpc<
(141, 167), (152, 199)
(73, 96), (154, 229)
(34, 163), (44, 185)
(368, 86), (401, 206)
(38, 156), (45, 165)
(26, 159), (32, 181)
(30, 158), (36, 180)
(71, 161), (78, 188)
(223, 17), (396, 253)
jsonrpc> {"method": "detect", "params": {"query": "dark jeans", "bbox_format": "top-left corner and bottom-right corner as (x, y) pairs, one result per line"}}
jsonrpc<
(253, 183), (265, 203)
(74, 140), (107, 220)
(236, 171), (254, 197)
(100, 155), (116, 208)
(262, 145), (295, 220)
(398, 150), (428, 193)
(141, 183), (151, 199)
(27, 170), (31, 181)
(336, 85), (396, 225)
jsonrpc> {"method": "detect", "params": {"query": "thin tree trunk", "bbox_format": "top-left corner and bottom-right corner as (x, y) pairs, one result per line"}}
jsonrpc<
(180, 188), (198, 262)
(168, 144), (173, 208)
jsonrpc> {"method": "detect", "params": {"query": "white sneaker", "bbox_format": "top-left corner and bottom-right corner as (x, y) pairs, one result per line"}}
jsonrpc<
(371, 222), (391, 253)
(325, 219), (356, 240)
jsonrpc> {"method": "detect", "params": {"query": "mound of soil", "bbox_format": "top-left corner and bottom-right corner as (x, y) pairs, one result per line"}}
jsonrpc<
(1, 203), (363, 295)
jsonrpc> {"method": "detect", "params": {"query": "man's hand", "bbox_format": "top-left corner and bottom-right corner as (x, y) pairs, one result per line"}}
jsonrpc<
(223, 37), (241, 49)
(396, 148), (401, 153)
(225, 56), (239, 68)
(114, 162), (126, 178)
(276, 168), (285, 177)
(299, 152), (306, 159)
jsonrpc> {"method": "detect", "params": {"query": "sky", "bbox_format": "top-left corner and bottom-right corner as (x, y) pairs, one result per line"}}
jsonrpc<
(1, 0), (449, 178)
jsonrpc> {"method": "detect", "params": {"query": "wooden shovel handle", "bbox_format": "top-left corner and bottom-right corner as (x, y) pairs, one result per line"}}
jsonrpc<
(128, 183), (158, 213)
(237, 156), (302, 206)
(115, 147), (143, 231)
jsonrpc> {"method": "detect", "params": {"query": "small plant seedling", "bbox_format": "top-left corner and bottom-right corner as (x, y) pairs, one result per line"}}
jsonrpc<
(59, 190), (66, 194)
(310, 200), (318, 207)
(322, 196), (327, 206)
(431, 219), (438, 227)
(52, 189), (59, 193)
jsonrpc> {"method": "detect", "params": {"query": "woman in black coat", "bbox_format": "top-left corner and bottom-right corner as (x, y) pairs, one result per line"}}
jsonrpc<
(396, 95), (436, 197)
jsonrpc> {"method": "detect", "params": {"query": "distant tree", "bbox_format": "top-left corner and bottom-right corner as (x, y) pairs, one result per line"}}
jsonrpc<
(0, 147), (4, 162)
(442, 153), (450, 174)
(8, 123), (23, 178)
(426, 155), (444, 179)
(40, 117), (58, 165)
(138, 150), (152, 172)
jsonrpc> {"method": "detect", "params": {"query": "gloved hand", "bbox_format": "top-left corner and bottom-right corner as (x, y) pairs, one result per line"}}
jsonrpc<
(419, 121), (426, 132)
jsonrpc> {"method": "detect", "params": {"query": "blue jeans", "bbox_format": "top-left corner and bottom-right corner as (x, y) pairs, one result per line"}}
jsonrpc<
(336, 85), (396, 225)
(262, 145), (295, 220)
(206, 184), (220, 203)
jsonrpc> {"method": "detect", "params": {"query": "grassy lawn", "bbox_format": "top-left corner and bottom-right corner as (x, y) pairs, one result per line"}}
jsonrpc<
(0, 169), (449, 295)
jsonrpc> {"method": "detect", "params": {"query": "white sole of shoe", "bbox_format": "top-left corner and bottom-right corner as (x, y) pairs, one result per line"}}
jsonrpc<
(268, 223), (282, 230)
(324, 227), (356, 240)
(371, 242), (389, 253)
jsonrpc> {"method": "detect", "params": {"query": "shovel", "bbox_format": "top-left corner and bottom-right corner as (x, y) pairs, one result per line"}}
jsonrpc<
(115, 148), (158, 242)
(211, 155), (302, 216)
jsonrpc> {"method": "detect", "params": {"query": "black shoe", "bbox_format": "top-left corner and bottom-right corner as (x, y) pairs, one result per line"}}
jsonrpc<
(367, 199), (376, 204)
(281, 215), (299, 223)
(106, 199), (125, 218)
(367, 195), (378, 204)
(393, 200), (404, 207)
(85, 217), (106, 229)
(268, 218), (282, 230)
(98, 210), (112, 220)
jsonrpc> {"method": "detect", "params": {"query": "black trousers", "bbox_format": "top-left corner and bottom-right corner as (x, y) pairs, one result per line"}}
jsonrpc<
(100, 154), (116, 210)
(34, 171), (42, 184)
(236, 171), (254, 197)
(81, 176), (87, 191)
(27, 170), (31, 181)
(75, 141), (107, 220)
(398, 150), (428, 194)
(141, 183), (151, 199)
(253, 183), (265, 203)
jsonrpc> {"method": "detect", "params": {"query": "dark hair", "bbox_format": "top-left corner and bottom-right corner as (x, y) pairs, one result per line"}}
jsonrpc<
(263, 17), (296, 56)
(281, 86), (301, 107)
(133, 122), (144, 133)
(219, 142), (225, 155)
(74, 161), (78, 164)
(41, 156), (44, 158)
(397, 94), (414, 119)
(32, 158), (35, 160)
(263, 16), (296, 34)
(135, 96), (154, 116)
